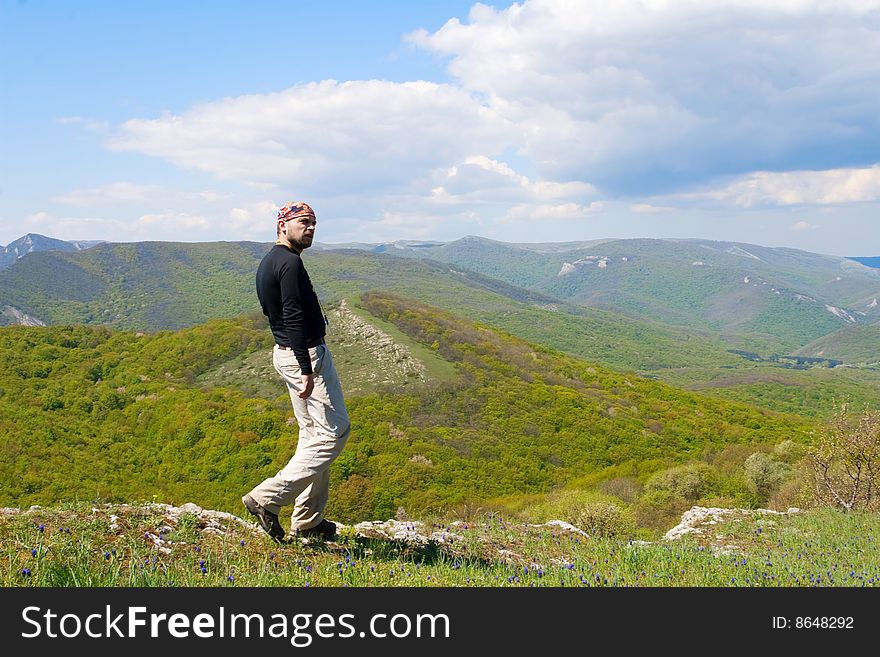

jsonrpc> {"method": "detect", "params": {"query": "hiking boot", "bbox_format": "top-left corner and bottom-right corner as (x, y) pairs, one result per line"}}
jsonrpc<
(242, 494), (285, 541)
(293, 519), (337, 540)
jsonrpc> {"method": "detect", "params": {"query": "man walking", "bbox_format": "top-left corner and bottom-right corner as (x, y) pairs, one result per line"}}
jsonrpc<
(242, 201), (350, 541)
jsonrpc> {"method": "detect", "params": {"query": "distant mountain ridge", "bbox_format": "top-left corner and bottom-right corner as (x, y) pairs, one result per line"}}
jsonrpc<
(1, 235), (877, 364)
(0, 233), (102, 270)
(0, 239), (749, 372)
(335, 236), (880, 353)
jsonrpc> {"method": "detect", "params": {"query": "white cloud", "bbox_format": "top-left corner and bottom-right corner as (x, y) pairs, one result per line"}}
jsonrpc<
(14, 194), (284, 244)
(108, 80), (515, 195)
(681, 165), (880, 206)
(340, 208), (482, 242)
(137, 211), (211, 230)
(23, 212), (131, 241)
(225, 200), (281, 237)
(501, 201), (603, 224)
(105, 0), (880, 205)
(42, 181), (282, 242)
(427, 155), (596, 207)
(54, 183), (162, 207)
(411, 0), (880, 193)
(53, 182), (242, 212)
(791, 220), (817, 231)
(376, 211), (437, 235)
(23, 211), (52, 226)
(631, 203), (675, 214)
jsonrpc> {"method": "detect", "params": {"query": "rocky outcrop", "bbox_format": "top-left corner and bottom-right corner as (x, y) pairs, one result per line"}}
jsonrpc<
(8, 502), (801, 562)
(330, 299), (426, 384)
(663, 505), (800, 541)
(662, 505), (800, 555)
(1, 305), (46, 326)
(4, 502), (590, 565)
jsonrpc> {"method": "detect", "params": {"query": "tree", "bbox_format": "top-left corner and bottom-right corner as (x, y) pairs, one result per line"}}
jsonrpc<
(744, 452), (789, 500)
(808, 405), (880, 512)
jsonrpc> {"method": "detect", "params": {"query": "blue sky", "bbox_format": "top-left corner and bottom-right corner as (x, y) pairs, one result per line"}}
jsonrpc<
(2, 0), (880, 255)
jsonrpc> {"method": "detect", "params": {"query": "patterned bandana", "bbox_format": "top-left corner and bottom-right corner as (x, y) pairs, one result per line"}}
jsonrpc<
(277, 201), (316, 222)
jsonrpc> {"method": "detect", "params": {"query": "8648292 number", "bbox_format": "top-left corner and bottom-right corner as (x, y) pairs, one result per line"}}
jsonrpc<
(795, 617), (853, 629)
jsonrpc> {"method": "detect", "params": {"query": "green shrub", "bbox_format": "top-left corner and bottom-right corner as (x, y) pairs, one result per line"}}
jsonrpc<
(703, 443), (764, 475)
(713, 474), (763, 508)
(519, 488), (635, 538)
(769, 464), (811, 510)
(597, 476), (641, 503)
(572, 502), (635, 538)
(773, 439), (807, 464)
(643, 462), (719, 502)
(631, 489), (689, 535)
(744, 452), (790, 499)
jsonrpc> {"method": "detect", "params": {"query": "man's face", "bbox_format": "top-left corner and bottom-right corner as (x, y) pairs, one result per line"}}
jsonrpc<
(281, 215), (316, 251)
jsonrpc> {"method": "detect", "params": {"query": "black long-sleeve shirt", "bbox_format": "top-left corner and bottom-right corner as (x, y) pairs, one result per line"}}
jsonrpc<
(256, 244), (326, 374)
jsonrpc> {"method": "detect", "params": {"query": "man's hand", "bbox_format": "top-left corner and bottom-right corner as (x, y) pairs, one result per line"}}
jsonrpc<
(298, 373), (315, 399)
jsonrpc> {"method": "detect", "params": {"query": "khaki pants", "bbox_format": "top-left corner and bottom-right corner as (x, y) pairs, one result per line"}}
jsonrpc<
(248, 343), (350, 531)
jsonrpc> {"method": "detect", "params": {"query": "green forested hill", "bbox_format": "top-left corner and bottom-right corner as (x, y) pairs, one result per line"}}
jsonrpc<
(657, 363), (880, 419)
(2, 239), (875, 424)
(3, 234), (878, 354)
(377, 236), (880, 353)
(0, 294), (811, 523)
(0, 240), (741, 372)
(0, 241), (267, 328)
(795, 323), (880, 366)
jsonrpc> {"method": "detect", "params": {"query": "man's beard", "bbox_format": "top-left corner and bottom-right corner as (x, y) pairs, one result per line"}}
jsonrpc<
(290, 236), (313, 251)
